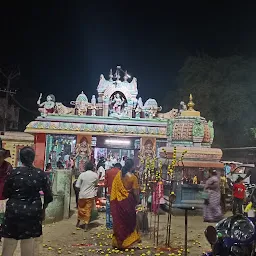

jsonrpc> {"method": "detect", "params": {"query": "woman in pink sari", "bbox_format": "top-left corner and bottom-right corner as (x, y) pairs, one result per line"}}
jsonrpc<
(203, 169), (223, 223)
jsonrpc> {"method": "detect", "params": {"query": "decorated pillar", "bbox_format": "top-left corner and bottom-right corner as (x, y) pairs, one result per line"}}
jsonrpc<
(103, 97), (109, 117)
(34, 133), (46, 170)
(127, 99), (134, 118)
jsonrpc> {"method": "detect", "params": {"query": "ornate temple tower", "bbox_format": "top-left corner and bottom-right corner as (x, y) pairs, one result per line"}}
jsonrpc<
(161, 94), (222, 168)
(167, 94), (213, 148)
(96, 68), (138, 118)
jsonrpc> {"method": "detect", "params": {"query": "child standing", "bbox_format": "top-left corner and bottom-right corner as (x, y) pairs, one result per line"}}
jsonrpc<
(233, 176), (246, 215)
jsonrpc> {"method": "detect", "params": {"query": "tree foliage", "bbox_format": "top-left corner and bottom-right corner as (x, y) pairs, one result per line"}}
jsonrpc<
(170, 54), (256, 147)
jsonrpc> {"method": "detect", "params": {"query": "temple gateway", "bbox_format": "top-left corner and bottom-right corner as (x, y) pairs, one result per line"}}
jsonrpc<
(25, 67), (222, 177)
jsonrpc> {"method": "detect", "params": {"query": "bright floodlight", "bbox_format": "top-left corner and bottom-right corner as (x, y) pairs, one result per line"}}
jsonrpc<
(105, 139), (131, 145)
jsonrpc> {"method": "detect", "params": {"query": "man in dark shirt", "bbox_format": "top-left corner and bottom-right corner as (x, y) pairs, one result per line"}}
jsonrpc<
(244, 165), (256, 184)
(104, 163), (122, 229)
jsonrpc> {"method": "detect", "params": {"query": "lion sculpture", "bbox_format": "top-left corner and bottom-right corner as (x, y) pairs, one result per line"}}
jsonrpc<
(55, 102), (75, 115)
(157, 108), (178, 119)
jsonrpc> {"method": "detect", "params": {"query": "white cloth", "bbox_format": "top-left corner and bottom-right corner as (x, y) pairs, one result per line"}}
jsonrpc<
(105, 161), (112, 170)
(111, 158), (117, 165)
(76, 170), (98, 199)
(97, 166), (105, 181)
(2, 237), (40, 256)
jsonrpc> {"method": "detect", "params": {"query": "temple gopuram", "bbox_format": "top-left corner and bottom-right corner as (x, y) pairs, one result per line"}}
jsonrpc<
(25, 67), (222, 179)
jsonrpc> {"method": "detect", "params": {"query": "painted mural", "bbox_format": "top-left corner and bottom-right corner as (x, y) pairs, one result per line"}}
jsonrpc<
(75, 135), (92, 172)
(140, 138), (156, 159)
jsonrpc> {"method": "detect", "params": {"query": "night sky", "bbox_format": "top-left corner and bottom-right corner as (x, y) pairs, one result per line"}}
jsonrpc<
(0, 2), (255, 116)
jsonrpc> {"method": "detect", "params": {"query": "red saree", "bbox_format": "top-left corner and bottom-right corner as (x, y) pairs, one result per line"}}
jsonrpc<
(110, 171), (140, 249)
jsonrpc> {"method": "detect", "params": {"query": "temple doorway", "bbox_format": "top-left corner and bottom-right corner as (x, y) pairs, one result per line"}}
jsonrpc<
(93, 136), (140, 168)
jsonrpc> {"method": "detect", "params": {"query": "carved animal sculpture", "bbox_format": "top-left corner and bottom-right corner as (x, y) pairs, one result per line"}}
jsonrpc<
(55, 102), (75, 115)
(157, 108), (178, 119)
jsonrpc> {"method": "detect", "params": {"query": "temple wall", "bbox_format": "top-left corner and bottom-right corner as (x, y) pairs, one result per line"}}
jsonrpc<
(0, 132), (34, 167)
(42, 169), (72, 223)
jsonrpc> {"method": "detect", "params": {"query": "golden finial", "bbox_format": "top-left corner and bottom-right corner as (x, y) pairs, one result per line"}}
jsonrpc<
(187, 94), (195, 111)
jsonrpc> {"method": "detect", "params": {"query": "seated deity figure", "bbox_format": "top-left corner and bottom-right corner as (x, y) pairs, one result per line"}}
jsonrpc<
(75, 137), (91, 172)
(111, 93), (124, 114)
(37, 93), (56, 117)
(142, 139), (155, 159)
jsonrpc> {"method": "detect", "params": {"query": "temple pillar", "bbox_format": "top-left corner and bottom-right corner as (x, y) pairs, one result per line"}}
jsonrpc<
(34, 133), (46, 169)
(103, 98), (109, 117)
(127, 100), (133, 118)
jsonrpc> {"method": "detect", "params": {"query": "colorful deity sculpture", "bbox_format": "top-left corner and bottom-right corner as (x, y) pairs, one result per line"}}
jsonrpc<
(111, 93), (124, 115)
(71, 91), (88, 116)
(135, 97), (143, 118)
(90, 95), (97, 116)
(37, 93), (56, 117)
(143, 98), (161, 119)
(141, 139), (156, 159)
(74, 137), (91, 172)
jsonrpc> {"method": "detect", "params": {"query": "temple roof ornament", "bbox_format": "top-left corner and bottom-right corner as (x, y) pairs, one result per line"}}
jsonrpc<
(187, 94), (195, 111)
(109, 69), (113, 81)
(97, 67), (138, 103)
(75, 91), (88, 103)
(123, 71), (129, 82)
(181, 94), (200, 117)
(114, 69), (120, 81)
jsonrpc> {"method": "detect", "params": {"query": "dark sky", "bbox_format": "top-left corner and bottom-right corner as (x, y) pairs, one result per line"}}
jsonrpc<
(0, 2), (255, 112)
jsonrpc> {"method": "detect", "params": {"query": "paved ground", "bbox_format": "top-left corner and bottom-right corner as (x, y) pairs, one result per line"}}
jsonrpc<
(0, 198), (218, 256)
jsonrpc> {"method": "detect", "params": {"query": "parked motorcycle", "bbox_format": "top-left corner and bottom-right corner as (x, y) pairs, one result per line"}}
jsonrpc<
(202, 215), (256, 256)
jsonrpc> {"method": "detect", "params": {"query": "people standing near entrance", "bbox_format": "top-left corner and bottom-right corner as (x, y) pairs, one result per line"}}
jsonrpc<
(97, 157), (106, 198)
(110, 159), (141, 249)
(0, 148), (12, 240)
(45, 163), (53, 183)
(233, 176), (246, 215)
(104, 163), (122, 229)
(73, 170), (80, 209)
(97, 157), (106, 181)
(120, 156), (127, 167)
(1, 146), (53, 256)
(76, 161), (98, 230)
(105, 157), (112, 171)
(203, 169), (223, 223)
